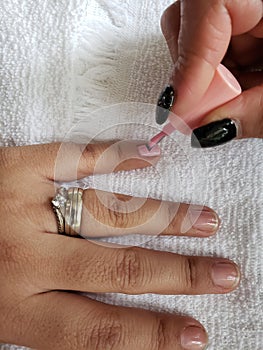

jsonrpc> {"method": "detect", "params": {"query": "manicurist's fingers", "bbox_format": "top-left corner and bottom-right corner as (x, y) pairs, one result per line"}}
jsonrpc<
(45, 189), (219, 237)
(39, 235), (240, 295)
(191, 84), (263, 148)
(7, 140), (160, 182)
(160, 1), (181, 62)
(4, 291), (208, 350)
(161, 0), (263, 116)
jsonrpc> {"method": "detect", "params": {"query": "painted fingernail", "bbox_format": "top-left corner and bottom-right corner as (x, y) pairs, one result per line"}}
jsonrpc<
(156, 85), (175, 125)
(181, 207), (219, 235)
(189, 209), (219, 235)
(212, 262), (240, 289)
(137, 144), (161, 157)
(191, 118), (238, 148)
(181, 326), (208, 350)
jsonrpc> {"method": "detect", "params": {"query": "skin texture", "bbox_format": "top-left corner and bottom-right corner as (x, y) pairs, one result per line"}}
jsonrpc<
(0, 142), (240, 349)
(161, 0), (263, 138)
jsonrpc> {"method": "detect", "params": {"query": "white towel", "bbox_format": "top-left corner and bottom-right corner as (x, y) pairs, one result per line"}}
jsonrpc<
(0, 0), (262, 349)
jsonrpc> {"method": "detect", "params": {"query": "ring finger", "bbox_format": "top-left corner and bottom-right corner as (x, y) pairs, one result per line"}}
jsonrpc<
(46, 189), (219, 238)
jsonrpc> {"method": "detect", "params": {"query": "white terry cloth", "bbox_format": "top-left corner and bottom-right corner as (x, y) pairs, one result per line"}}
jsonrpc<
(0, 0), (262, 349)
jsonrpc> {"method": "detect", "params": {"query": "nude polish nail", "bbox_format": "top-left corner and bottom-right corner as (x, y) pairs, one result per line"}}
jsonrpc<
(181, 207), (219, 235)
(181, 326), (208, 350)
(212, 262), (240, 289)
(137, 143), (161, 157)
(189, 209), (219, 234)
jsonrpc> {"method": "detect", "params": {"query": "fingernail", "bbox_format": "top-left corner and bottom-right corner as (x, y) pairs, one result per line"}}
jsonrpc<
(120, 140), (161, 158)
(137, 144), (161, 157)
(181, 207), (219, 235)
(191, 118), (238, 148)
(189, 209), (219, 235)
(116, 140), (161, 164)
(156, 85), (175, 125)
(181, 326), (208, 350)
(212, 262), (240, 289)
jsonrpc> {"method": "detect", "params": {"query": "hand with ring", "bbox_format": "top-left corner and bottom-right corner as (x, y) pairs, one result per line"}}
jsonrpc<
(0, 141), (240, 350)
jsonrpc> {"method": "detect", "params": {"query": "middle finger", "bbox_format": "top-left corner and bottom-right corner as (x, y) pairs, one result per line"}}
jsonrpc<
(38, 235), (240, 295)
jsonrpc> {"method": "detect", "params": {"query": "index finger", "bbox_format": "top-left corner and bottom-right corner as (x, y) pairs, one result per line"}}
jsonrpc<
(166, 0), (263, 116)
(8, 140), (160, 182)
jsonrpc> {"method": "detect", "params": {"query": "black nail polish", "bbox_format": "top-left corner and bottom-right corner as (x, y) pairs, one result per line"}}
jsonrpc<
(156, 85), (175, 125)
(191, 119), (237, 148)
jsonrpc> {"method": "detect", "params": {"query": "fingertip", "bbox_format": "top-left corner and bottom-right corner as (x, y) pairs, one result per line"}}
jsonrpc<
(137, 144), (161, 157)
(192, 83), (263, 147)
(180, 324), (208, 350)
(160, 1), (181, 63)
(211, 260), (241, 292)
(181, 205), (220, 237)
(165, 2), (233, 117)
(113, 141), (161, 173)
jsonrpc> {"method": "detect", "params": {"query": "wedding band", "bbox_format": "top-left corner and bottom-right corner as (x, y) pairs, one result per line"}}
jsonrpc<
(51, 187), (83, 236)
(51, 187), (67, 234)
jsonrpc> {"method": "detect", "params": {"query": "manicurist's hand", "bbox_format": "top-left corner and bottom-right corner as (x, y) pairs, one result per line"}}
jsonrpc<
(160, 0), (263, 147)
(0, 142), (240, 350)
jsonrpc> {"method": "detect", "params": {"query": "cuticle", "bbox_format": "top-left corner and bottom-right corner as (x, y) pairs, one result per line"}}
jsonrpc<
(231, 118), (242, 139)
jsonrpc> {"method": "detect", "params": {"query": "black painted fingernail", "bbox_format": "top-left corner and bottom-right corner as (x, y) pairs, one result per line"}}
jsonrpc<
(191, 118), (237, 148)
(156, 85), (175, 125)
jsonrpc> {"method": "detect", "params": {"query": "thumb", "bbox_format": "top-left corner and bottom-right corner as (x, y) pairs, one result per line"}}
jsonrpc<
(191, 84), (263, 148)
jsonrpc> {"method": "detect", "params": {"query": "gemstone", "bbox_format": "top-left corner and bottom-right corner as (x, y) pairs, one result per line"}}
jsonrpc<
(52, 199), (60, 208)
(52, 187), (68, 209)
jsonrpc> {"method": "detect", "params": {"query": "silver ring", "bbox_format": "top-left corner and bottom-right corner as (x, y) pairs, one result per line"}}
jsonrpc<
(51, 187), (83, 236)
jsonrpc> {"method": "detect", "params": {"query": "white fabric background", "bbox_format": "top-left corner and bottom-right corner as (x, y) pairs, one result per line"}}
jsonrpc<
(0, 0), (262, 349)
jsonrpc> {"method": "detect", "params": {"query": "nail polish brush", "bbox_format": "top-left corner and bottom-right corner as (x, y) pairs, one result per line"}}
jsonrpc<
(138, 64), (242, 156)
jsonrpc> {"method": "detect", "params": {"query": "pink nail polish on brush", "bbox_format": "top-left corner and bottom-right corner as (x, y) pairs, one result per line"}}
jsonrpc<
(138, 64), (242, 156)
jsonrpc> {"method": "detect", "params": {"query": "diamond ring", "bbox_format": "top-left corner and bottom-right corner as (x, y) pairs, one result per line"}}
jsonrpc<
(51, 187), (83, 236)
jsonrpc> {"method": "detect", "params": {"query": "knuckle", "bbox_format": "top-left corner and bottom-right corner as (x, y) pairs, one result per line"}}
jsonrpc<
(86, 190), (144, 232)
(152, 317), (169, 350)
(112, 248), (145, 293)
(107, 199), (128, 229)
(81, 143), (92, 162)
(156, 318), (167, 350)
(166, 202), (181, 233)
(87, 189), (103, 222)
(102, 192), (131, 229)
(183, 257), (197, 290)
(88, 315), (122, 350)
(83, 313), (122, 350)
(80, 143), (97, 173)
(115, 142), (124, 163)
(87, 190), (129, 229)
